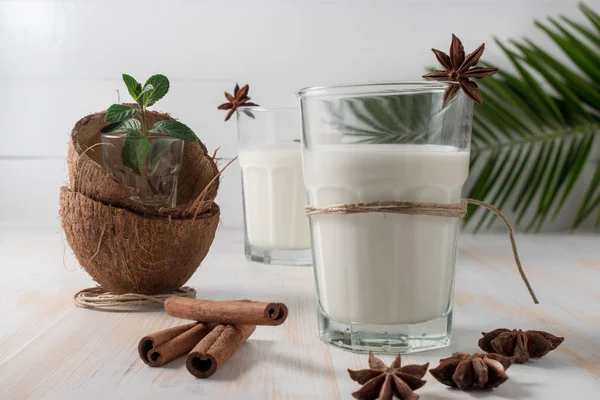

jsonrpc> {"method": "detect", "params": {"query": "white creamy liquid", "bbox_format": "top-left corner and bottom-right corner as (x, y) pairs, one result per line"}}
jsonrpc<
(239, 145), (311, 250)
(304, 144), (470, 325)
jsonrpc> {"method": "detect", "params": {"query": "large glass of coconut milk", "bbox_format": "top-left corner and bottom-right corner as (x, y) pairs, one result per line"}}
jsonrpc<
(298, 82), (473, 353)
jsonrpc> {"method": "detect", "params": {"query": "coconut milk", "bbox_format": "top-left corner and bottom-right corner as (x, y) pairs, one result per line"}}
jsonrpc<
(239, 145), (310, 250)
(304, 144), (470, 325)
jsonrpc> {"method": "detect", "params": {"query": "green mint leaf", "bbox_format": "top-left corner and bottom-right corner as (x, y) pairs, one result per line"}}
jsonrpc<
(144, 74), (170, 107)
(122, 74), (142, 101)
(149, 139), (176, 171)
(149, 120), (198, 141)
(101, 118), (141, 133)
(122, 131), (151, 175)
(105, 104), (141, 123)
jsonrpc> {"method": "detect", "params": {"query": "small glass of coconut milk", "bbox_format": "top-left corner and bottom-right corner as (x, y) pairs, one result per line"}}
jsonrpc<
(298, 82), (473, 353)
(236, 107), (312, 265)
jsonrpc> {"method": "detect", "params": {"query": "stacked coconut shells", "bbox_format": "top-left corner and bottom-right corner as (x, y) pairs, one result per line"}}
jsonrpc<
(60, 109), (221, 295)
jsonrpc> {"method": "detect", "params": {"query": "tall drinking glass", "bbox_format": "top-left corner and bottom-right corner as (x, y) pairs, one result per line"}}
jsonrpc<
(236, 107), (312, 265)
(298, 82), (473, 353)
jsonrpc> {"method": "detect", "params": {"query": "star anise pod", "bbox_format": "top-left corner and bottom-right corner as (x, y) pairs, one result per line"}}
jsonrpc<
(347, 352), (428, 400)
(217, 83), (259, 121)
(429, 352), (512, 390)
(423, 34), (498, 107)
(478, 328), (565, 364)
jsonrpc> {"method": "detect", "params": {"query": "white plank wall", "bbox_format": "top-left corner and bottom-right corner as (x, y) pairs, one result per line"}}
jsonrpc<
(0, 0), (598, 229)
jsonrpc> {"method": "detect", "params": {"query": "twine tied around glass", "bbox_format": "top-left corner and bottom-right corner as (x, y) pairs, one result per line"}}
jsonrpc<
(305, 198), (539, 304)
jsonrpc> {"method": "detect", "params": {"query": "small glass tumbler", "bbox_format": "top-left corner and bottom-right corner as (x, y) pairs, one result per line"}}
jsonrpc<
(236, 107), (312, 265)
(101, 133), (184, 208)
(298, 82), (473, 353)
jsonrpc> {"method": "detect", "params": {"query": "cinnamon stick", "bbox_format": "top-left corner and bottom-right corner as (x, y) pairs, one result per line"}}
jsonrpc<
(185, 324), (256, 378)
(164, 297), (288, 326)
(138, 322), (216, 367)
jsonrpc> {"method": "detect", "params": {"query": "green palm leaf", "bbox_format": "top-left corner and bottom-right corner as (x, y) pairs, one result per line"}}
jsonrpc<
(467, 2), (600, 231)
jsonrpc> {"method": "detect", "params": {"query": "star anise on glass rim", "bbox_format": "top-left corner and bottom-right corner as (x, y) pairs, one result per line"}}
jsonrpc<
(423, 34), (498, 107)
(347, 352), (428, 400)
(429, 352), (513, 390)
(478, 328), (565, 364)
(217, 83), (259, 121)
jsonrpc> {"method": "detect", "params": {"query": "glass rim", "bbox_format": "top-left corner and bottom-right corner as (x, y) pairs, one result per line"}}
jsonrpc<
(235, 106), (298, 113)
(296, 81), (457, 98)
(100, 132), (182, 140)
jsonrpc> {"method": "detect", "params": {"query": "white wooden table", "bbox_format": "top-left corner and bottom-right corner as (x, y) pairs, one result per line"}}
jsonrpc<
(1, 228), (599, 399)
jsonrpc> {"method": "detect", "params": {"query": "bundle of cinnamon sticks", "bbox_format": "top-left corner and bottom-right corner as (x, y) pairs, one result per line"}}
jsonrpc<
(138, 298), (288, 378)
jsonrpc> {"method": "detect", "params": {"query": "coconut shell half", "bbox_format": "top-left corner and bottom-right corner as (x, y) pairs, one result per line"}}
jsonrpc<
(60, 187), (219, 294)
(67, 108), (219, 216)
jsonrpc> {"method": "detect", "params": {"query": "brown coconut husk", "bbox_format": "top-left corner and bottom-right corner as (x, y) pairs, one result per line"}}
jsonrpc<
(67, 107), (219, 216)
(60, 187), (220, 294)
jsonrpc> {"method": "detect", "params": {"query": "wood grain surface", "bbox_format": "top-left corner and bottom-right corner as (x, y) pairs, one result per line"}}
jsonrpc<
(1, 228), (598, 399)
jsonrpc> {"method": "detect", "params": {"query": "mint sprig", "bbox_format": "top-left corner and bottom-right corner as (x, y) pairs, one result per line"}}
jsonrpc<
(102, 74), (198, 175)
